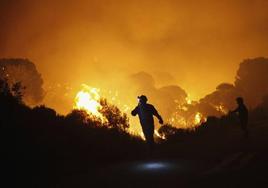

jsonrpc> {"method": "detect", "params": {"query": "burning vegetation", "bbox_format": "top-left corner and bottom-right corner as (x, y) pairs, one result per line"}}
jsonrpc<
(62, 57), (268, 140)
(2, 57), (268, 140)
(72, 83), (211, 140)
(74, 84), (105, 122)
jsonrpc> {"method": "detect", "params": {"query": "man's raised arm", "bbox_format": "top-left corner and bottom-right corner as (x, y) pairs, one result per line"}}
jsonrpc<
(131, 106), (138, 116)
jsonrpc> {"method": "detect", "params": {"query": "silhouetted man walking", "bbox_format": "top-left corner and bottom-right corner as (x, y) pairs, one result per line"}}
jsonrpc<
(131, 95), (163, 151)
(231, 97), (249, 137)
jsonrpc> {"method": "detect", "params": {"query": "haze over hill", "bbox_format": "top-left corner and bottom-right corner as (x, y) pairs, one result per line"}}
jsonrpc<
(2, 57), (268, 132)
(1, 0), (268, 100)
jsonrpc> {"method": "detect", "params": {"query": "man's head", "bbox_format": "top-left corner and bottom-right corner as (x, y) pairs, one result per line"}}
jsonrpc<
(236, 97), (244, 105)
(138, 95), (148, 104)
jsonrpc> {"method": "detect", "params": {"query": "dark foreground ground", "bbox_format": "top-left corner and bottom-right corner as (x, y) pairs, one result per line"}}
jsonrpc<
(2, 119), (268, 188)
(58, 143), (268, 188)
(52, 150), (268, 188)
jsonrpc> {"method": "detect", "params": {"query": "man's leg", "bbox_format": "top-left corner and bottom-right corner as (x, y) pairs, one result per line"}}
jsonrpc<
(147, 132), (154, 151)
(143, 126), (155, 152)
(241, 119), (249, 138)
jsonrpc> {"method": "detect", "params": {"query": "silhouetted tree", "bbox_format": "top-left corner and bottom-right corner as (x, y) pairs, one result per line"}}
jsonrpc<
(130, 71), (156, 91)
(157, 85), (187, 118)
(197, 83), (240, 116)
(0, 58), (44, 105)
(65, 109), (91, 125)
(235, 57), (268, 107)
(0, 79), (27, 129)
(32, 105), (57, 119)
(11, 82), (25, 104)
(100, 98), (130, 131)
(0, 78), (10, 95)
(158, 124), (178, 138)
(0, 78), (26, 103)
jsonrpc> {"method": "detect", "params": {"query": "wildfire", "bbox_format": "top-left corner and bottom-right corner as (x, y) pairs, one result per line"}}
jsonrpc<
(215, 104), (228, 114)
(194, 112), (202, 125)
(138, 130), (166, 141)
(140, 131), (145, 140)
(168, 110), (206, 129)
(72, 84), (207, 140)
(186, 97), (192, 105)
(154, 130), (166, 140)
(74, 84), (106, 121)
(168, 112), (187, 128)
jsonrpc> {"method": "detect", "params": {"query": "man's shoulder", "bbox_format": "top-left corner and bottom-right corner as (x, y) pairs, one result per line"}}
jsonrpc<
(146, 103), (155, 109)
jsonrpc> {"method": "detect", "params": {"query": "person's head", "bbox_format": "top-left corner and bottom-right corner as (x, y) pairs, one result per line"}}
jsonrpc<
(236, 97), (244, 105)
(138, 95), (148, 104)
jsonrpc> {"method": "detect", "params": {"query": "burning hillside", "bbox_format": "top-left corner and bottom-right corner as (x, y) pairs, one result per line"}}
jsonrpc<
(2, 57), (268, 140)
(71, 83), (215, 139)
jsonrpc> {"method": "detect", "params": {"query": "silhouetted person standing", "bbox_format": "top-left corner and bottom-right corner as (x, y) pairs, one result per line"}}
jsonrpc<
(231, 97), (249, 138)
(131, 95), (163, 151)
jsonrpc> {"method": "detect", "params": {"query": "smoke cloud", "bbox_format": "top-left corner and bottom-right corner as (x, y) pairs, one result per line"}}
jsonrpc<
(0, 0), (268, 117)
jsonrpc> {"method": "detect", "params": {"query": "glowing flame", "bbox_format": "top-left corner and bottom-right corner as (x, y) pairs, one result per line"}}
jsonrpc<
(139, 131), (146, 141)
(215, 104), (228, 114)
(74, 84), (105, 121)
(72, 84), (207, 137)
(167, 111), (187, 128)
(137, 130), (166, 141)
(154, 130), (166, 140)
(194, 112), (202, 125)
(186, 97), (192, 105)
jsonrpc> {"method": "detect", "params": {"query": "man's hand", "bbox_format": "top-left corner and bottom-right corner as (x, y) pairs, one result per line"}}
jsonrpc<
(159, 119), (163, 125)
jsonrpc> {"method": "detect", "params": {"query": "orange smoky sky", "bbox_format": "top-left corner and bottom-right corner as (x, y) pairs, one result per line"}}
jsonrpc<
(1, 0), (268, 100)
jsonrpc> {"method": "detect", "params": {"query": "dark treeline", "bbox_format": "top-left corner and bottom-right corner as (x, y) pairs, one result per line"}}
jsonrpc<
(2, 57), (268, 123)
(1, 58), (268, 187)
(2, 78), (268, 187)
(2, 76), (268, 187)
(0, 79), (144, 187)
